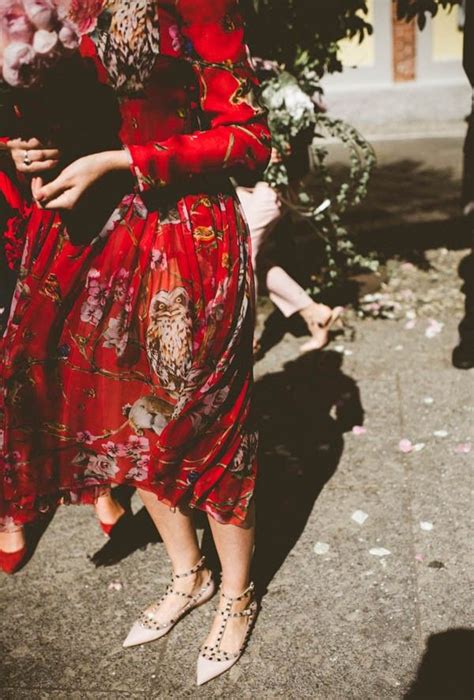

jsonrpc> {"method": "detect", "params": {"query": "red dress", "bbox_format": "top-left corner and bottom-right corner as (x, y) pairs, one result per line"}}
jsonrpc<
(0, 0), (271, 531)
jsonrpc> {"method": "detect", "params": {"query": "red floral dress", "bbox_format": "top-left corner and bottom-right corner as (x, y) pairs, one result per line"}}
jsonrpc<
(0, 0), (271, 531)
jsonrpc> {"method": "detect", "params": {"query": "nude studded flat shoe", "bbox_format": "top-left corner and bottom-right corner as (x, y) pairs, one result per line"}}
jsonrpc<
(123, 555), (215, 648)
(196, 581), (258, 686)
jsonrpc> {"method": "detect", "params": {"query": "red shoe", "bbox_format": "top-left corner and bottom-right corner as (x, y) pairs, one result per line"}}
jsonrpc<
(96, 488), (134, 537)
(99, 513), (126, 537)
(0, 546), (28, 574)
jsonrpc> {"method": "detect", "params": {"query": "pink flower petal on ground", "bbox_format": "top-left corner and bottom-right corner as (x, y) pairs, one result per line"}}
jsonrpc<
(415, 553), (425, 562)
(399, 439), (413, 453)
(454, 443), (472, 454)
(425, 319), (444, 338)
(404, 319), (416, 330)
(108, 581), (123, 591)
(352, 426), (367, 436)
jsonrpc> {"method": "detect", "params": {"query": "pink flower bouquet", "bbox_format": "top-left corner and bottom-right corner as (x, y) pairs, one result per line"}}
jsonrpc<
(0, 0), (80, 87)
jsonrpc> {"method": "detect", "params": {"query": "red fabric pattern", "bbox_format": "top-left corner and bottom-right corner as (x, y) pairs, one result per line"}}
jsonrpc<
(0, 172), (30, 271)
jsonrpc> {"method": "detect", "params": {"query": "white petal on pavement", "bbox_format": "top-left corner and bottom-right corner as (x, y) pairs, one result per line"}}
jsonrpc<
(412, 443), (425, 452)
(369, 547), (391, 557)
(352, 510), (369, 525)
(313, 542), (330, 555)
(433, 430), (449, 438)
(420, 521), (434, 531)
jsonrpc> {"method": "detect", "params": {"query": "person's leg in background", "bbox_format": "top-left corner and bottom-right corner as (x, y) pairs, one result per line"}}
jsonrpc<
(236, 182), (343, 352)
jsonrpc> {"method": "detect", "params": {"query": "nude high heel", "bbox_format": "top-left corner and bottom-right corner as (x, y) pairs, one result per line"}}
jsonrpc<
(123, 555), (215, 648)
(196, 581), (258, 686)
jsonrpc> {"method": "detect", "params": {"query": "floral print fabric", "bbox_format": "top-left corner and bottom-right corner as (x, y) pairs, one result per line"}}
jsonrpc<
(0, 0), (271, 530)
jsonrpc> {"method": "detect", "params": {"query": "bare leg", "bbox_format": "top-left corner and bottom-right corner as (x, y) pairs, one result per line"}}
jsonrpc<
(94, 491), (126, 525)
(202, 503), (256, 653)
(0, 528), (25, 552)
(137, 489), (210, 625)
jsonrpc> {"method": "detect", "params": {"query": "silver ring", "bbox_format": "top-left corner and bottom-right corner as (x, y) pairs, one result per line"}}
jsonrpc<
(23, 150), (32, 167)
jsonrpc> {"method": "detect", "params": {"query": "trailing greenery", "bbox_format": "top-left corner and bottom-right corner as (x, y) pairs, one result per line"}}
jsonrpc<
(260, 70), (377, 293)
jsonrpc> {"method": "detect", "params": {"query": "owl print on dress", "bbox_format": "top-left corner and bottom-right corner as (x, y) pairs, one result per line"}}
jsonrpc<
(90, 0), (160, 95)
(128, 395), (174, 436)
(146, 287), (193, 397)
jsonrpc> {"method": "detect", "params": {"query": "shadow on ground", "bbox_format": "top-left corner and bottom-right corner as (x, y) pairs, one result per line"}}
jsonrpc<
(327, 159), (469, 269)
(251, 350), (363, 595)
(405, 628), (474, 699)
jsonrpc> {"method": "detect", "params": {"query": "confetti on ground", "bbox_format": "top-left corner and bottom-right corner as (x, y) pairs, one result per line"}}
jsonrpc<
(352, 510), (369, 525)
(423, 397), (434, 405)
(433, 430), (449, 438)
(406, 310), (416, 320)
(412, 443), (425, 452)
(415, 554), (425, 562)
(352, 426), (367, 436)
(369, 547), (391, 557)
(420, 521), (434, 531)
(334, 345), (345, 353)
(425, 319), (444, 338)
(395, 344), (404, 351)
(108, 581), (123, 591)
(314, 542), (330, 555)
(454, 443), (472, 454)
(404, 319), (416, 330)
(399, 439), (413, 453)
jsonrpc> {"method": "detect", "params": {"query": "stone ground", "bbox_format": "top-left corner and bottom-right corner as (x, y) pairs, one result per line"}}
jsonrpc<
(1, 135), (473, 699)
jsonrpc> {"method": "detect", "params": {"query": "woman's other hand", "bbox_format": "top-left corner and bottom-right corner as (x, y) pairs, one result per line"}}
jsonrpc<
(35, 150), (130, 210)
(7, 138), (61, 175)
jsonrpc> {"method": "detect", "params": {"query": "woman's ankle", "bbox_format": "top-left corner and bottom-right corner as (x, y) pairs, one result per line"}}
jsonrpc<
(0, 528), (26, 552)
(94, 493), (125, 524)
(220, 579), (252, 599)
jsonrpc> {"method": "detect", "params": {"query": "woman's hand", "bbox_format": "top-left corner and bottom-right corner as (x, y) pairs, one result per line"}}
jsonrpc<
(7, 137), (61, 175)
(35, 150), (130, 210)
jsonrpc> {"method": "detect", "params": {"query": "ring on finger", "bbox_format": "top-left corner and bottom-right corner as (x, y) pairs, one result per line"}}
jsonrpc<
(23, 150), (32, 167)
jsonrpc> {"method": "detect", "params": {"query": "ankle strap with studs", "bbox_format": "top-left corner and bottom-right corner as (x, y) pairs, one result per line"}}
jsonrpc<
(172, 555), (206, 581)
(220, 581), (254, 602)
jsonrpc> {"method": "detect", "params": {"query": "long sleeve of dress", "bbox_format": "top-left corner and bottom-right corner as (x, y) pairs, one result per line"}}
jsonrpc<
(126, 0), (271, 192)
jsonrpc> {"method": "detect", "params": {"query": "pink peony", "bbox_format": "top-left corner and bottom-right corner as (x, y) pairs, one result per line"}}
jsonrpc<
(2, 41), (36, 86)
(23, 0), (54, 30)
(0, 4), (34, 43)
(58, 21), (79, 50)
(32, 28), (58, 54)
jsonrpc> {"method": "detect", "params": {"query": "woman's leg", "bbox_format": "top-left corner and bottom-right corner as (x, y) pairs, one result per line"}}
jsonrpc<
(94, 491), (127, 526)
(266, 265), (315, 319)
(202, 504), (256, 652)
(136, 489), (210, 625)
(267, 265), (343, 351)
